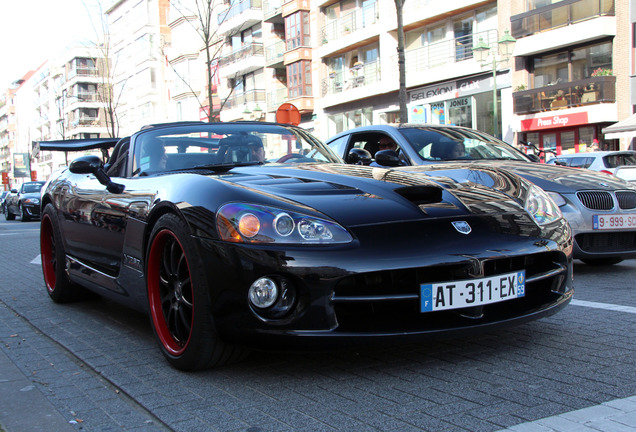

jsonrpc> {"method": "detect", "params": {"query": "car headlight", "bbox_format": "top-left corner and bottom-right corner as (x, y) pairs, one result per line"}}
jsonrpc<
(217, 203), (353, 244)
(23, 198), (39, 204)
(525, 185), (562, 226)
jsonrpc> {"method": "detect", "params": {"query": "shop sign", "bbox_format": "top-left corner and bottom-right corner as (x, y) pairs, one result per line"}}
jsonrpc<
(410, 83), (457, 103)
(520, 112), (589, 131)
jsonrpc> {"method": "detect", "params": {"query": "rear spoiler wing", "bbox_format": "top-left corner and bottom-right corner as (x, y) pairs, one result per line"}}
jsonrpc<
(33, 138), (120, 156)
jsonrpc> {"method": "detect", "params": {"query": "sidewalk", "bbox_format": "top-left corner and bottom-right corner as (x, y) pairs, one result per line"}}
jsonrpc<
(0, 346), (75, 432)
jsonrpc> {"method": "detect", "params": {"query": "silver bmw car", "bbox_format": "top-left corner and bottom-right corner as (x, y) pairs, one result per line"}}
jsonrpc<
(328, 124), (636, 265)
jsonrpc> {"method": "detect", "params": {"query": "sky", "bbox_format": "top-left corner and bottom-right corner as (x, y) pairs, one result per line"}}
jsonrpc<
(0, 0), (104, 89)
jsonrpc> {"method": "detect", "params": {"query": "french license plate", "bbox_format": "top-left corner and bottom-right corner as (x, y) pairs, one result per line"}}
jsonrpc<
(593, 214), (636, 230)
(420, 270), (526, 313)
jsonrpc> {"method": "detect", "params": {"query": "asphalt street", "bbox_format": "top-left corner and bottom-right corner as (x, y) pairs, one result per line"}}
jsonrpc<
(0, 217), (635, 431)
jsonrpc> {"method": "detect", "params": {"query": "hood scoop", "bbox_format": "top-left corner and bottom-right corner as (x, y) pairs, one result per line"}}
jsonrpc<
(394, 185), (443, 205)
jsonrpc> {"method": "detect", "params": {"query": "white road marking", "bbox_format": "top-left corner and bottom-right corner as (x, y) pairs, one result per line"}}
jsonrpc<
(571, 299), (636, 314)
(31, 255), (41, 265)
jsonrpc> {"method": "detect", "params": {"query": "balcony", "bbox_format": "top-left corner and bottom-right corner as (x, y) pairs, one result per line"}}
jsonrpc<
(223, 89), (266, 110)
(68, 67), (98, 79)
(265, 40), (285, 67)
(320, 1), (377, 45)
(219, 43), (264, 78)
(266, 88), (288, 111)
(217, 0), (262, 35)
(76, 92), (100, 102)
(322, 60), (380, 97)
(512, 76), (615, 115)
(511, 0), (614, 39)
(263, 0), (282, 23)
(405, 29), (495, 73)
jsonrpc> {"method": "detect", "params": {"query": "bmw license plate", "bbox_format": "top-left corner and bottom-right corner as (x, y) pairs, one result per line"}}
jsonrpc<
(593, 214), (636, 230)
(420, 270), (526, 312)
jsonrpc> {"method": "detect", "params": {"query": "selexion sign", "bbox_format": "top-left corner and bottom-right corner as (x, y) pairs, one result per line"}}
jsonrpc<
(520, 112), (589, 131)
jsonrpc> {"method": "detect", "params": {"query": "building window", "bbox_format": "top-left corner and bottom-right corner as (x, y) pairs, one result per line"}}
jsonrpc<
(285, 11), (310, 51)
(287, 60), (312, 99)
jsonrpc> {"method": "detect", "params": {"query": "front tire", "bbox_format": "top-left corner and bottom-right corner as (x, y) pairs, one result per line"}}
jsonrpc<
(19, 203), (29, 222)
(41, 204), (81, 302)
(146, 213), (245, 371)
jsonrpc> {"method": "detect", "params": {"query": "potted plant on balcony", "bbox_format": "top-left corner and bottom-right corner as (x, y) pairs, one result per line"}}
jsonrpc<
(591, 68), (613, 77)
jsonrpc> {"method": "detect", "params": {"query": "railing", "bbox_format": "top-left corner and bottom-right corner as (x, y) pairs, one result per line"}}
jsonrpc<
(262, 0), (282, 19)
(322, 60), (380, 96)
(224, 89), (266, 110)
(405, 29), (496, 71)
(219, 42), (264, 67)
(513, 76), (616, 114)
(511, 0), (615, 39)
(265, 40), (285, 64)
(217, 0), (262, 25)
(68, 67), (98, 79)
(321, 0), (377, 45)
(76, 93), (99, 102)
(267, 88), (288, 111)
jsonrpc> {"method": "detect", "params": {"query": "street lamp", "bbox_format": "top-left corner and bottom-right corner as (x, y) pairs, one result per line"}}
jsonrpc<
(473, 30), (516, 139)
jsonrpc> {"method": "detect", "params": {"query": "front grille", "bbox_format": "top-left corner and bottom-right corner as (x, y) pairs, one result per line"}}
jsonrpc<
(575, 232), (636, 252)
(616, 191), (636, 209)
(577, 191), (614, 210)
(331, 252), (568, 333)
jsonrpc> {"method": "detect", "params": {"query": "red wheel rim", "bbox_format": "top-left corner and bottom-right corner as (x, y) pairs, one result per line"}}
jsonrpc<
(147, 229), (194, 356)
(40, 214), (57, 292)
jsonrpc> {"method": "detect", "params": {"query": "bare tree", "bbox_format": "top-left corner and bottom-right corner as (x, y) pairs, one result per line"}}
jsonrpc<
(395, 0), (407, 124)
(169, 0), (246, 122)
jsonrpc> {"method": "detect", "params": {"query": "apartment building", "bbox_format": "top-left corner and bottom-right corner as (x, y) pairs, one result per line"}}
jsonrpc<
(27, 47), (111, 182)
(106, 0), (171, 136)
(511, 0), (630, 156)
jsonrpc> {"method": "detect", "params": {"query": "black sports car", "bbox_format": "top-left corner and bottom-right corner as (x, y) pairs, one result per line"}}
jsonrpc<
(328, 124), (636, 265)
(4, 181), (46, 221)
(39, 121), (573, 371)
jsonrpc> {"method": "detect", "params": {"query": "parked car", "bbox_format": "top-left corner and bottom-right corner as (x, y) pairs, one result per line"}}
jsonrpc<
(4, 181), (46, 221)
(546, 150), (636, 182)
(0, 190), (9, 214)
(39, 121), (572, 370)
(327, 124), (636, 265)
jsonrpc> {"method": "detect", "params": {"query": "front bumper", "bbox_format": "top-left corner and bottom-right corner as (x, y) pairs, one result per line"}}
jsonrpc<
(195, 216), (574, 348)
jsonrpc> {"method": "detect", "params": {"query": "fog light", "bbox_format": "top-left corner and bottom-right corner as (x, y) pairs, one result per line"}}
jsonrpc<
(248, 277), (278, 309)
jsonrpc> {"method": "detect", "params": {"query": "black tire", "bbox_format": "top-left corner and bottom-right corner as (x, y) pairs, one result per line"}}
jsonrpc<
(19, 203), (29, 222)
(580, 257), (623, 266)
(146, 213), (245, 371)
(5, 205), (15, 220)
(41, 204), (81, 302)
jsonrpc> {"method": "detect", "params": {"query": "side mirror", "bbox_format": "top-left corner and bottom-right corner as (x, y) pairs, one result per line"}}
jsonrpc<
(346, 148), (372, 165)
(374, 150), (402, 167)
(69, 155), (125, 194)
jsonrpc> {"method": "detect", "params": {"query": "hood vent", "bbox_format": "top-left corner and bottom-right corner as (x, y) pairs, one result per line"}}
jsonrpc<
(394, 185), (443, 205)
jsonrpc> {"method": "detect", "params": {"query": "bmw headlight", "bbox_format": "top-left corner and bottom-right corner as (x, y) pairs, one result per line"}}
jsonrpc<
(217, 203), (353, 244)
(525, 185), (562, 226)
(24, 198), (39, 204)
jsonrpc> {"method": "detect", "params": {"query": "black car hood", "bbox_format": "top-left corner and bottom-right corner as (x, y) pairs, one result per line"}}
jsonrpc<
(18, 192), (41, 199)
(225, 163), (530, 226)
(463, 160), (633, 193)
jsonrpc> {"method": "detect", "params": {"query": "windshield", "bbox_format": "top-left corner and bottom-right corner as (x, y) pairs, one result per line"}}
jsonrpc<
(22, 183), (45, 193)
(133, 123), (341, 175)
(399, 127), (530, 163)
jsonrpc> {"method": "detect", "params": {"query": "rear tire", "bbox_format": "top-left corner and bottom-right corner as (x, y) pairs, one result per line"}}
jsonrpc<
(41, 204), (81, 302)
(146, 213), (246, 371)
